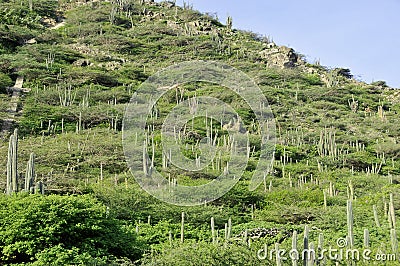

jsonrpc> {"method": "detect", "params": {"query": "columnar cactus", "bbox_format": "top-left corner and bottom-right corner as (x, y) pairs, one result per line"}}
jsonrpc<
(317, 233), (324, 265)
(226, 16), (232, 30)
(292, 230), (298, 266)
(211, 216), (215, 244)
(390, 229), (398, 257)
(35, 181), (45, 195)
(143, 140), (150, 176)
(347, 200), (354, 247)
(389, 194), (396, 228)
(181, 212), (185, 243)
(227, 217), (232, 240)
(363, 229), (370, 248)
(6, 129), (18, 194)
(6, 139), (11, 195)
(303, 225), (309, 266)
(25, 153), (35, 192)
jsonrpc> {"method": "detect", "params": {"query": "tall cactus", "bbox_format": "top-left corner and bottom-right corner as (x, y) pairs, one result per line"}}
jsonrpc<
(25, 153), (35, 192)
(390, 228), (398, 258)
(226, 16), (233, 30)
(6, 138), (11, 195)
(363, 229), (370, 248)
(180, 212), (185, 243)
(227, 217), (232, 240)
(35, 181), (45, 195)
(389, 194), (396, 229)
(303, 225), (309, 266)
(347, 200), (354, 248)
(317, 233), (324, 264)
(373, 205), (381, 228)
(292, 230), (298, 266)
(211, 216), (215, 244)
(6, 129), (18, 194)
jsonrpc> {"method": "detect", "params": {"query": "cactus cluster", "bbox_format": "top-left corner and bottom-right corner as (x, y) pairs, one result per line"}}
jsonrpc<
(5, 128), (44, 195)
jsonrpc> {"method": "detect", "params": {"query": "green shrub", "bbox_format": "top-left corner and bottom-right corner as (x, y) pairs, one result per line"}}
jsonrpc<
(0, 194), (145, 265)
(0, 72), (12, 93)
(140, 241), (263, 266)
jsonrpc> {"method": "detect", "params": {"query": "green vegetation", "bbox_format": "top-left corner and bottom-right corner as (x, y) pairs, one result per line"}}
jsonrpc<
(0, 194), (144, 265)
(0, 0), (399, 265)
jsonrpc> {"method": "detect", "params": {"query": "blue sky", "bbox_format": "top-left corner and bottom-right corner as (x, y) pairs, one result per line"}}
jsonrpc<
(169, 0), (400, 88)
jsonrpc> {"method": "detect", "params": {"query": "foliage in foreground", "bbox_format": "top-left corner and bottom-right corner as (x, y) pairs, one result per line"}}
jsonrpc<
(140, 241), (264, 266)
(0, 194), (144, 265)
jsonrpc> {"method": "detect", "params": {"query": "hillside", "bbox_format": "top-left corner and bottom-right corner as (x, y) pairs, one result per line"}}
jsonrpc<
(0, 0), (399, 265)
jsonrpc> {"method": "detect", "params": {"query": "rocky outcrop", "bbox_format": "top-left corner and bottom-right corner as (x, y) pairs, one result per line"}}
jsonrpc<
(41, 17), (57, 27)
(159, 1), (175, 8)
(237, 227), (280, 239)
(99, 61), (122, 71)
(73, 59), (93, 67)
(222, 117), (246, 133)
(259, 45), (298, 68)
(232, 227), (291, 242)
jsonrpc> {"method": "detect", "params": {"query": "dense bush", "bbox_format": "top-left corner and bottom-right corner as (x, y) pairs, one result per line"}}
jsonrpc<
(0, 194), (145, 265)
